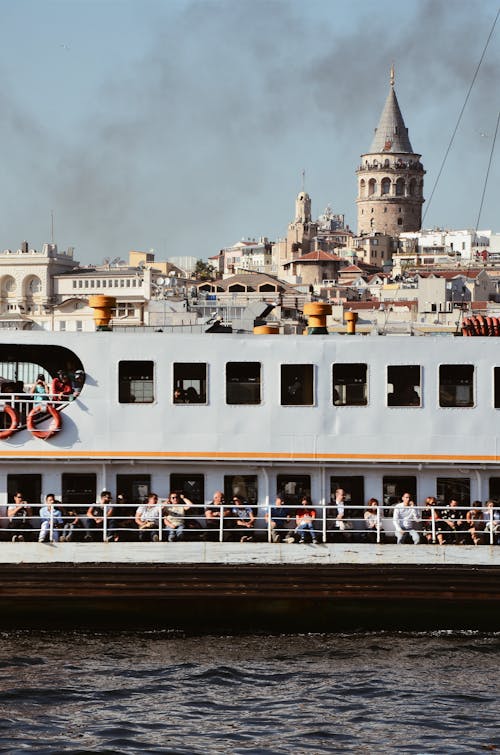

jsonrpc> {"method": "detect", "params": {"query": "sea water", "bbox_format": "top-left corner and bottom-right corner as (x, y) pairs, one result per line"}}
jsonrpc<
(0, 630), (498, 754)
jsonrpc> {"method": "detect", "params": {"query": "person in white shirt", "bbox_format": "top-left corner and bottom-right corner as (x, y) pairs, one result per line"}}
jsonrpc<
(393, 493), (420, 544)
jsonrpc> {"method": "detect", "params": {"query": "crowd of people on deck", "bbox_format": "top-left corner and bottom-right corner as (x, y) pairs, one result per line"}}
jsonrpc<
(2, 487), (500, 545)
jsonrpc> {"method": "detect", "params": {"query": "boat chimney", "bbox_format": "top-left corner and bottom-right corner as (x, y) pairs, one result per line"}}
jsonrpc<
(344, 311), (358, 335)
(253, 324), (279, 335)
(89, 295), (116, 330)
(303, 302), (332, 334)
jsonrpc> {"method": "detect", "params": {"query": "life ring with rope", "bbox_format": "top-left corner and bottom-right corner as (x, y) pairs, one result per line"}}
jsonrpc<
(0, 405), (19, 439)
(27, 404), (62, 440)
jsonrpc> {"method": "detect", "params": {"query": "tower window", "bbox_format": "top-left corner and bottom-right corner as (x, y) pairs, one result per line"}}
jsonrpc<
(397, 218), (403, 225)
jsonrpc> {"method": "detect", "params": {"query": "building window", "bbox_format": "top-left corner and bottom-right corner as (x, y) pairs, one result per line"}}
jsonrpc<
(387, 365), (421, 406)
(333, 363), (367, 406)
(84, 280), (89, 288)
(397, 218), (403, 225)
(78, 280), (83, 288)
(437, 477), (470, 507)
(75, 320), (83, 332)
(126, 280), (131, 287)
(96, 280), (101, 288)
(59, 321), (66, 332)
(226, 362), (261, 404)
(281, 364), (314, 405)
(132, 279), (137, 287)
(439, 364), (474, 407)
(120, 279), (125, 287)
(102, 280), (107, 288)
(381, 177), (391, 195)
(173, 363), (206, 403)
(72, 281), (77, 289)
(118, 360), (154, 403)
(114, 280), (119, 287)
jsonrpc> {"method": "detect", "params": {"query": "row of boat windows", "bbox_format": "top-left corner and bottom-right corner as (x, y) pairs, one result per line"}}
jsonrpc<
(118, 361), (497, 408)
(3, 472), (494, 510)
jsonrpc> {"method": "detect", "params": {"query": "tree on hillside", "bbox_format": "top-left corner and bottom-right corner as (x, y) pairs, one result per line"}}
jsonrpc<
(194, 260), (216, 280)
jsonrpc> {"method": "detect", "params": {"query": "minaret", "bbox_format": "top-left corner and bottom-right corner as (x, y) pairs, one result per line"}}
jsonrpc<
(356, 66), (425, 236)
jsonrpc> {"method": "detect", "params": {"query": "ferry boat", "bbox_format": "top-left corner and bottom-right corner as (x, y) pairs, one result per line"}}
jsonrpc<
(0, 302), (499, 630)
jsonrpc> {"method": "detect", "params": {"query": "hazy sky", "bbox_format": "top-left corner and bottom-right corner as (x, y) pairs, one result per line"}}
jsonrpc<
(0, 0), (498, 265)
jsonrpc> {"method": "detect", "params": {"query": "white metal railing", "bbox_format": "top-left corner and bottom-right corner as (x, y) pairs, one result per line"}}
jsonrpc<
(3, 502), (500, 545)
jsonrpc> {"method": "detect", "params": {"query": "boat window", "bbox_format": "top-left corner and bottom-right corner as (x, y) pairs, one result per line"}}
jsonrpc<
(387, 365), (421, 406)
(383, 476), (417, 514)
(118, 360), (154, 403)
(7, 474), (42, 506)
(170, 474), (205, 507)
(439, 364), (474, 407)
(488, 477), (500, 504)
(329, 476), (365, 515)
(436, 477), (470, 507)
(332, 363), (367, 406)
(280, 364), (314, 406)
(62, 473), (97, 510)
(173, 363), (207, 404)
(224, 475), (258, 507)
(116, 474), (151, 506)
(494, 368), (500, 408)
(276, 475), (311, 508)
(226, 362), (261, 405)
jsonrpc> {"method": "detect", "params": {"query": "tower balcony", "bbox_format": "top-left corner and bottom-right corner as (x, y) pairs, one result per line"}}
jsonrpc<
(357, 161), (424, 173)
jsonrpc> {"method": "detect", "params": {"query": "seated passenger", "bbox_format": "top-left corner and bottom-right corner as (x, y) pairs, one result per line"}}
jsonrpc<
(84, 490), (114, 542)
(135, 493), (162, 541)
(294, 495), (318, 544)
(60, 503), (80, 542)
(364, 498), (384, 543)
(388, 384), (420, 406)
(204, 491), (229, 541)
(230, 494), (255, 542)
(264, 494), (290, 543)
(441, 498), (468, 544)
(393, 493), (420, 544)
(38, 494), (63, 543)
(185, 387), (201, 403)
(421, 496), (449, 545)
(483, 500), (500, 544)
(8, 492), (34, 542)
(163, 492), (192, 542)
(467, 504), (485, 545)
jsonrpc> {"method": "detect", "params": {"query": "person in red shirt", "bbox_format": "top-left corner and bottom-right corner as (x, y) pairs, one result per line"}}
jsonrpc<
(51, 371), (73, 401)
(294, 495), (318, 544)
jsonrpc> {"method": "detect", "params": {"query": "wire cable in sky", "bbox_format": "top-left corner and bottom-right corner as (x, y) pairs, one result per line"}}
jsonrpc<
(422, 6), (500, 224)
(475, 109), (499, 231)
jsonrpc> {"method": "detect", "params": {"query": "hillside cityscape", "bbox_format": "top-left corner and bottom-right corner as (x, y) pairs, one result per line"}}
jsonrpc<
(1, 70), (498, 336)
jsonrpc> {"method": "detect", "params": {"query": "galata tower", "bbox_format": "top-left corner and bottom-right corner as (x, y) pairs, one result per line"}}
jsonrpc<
(356, 66), (425, 236)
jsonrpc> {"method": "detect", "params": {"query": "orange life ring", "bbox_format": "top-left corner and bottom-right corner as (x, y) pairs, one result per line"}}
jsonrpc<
(0, 405), (19, 439)
(27, 404), (62, 440)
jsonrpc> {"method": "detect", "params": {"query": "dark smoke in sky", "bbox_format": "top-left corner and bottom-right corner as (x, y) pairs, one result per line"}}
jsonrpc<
(0, 0), (498, 263)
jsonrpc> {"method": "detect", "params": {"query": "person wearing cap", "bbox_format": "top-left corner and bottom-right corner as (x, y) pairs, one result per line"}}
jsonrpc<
(71, 369), (85, 398)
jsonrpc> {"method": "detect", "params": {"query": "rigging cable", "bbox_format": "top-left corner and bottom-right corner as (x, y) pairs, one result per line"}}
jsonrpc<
(422, 6), (499, 224)
(474, 109), (499, 231)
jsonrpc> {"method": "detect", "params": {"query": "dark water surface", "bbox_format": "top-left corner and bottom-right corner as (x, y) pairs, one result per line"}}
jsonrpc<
(0, 630), (498, 754)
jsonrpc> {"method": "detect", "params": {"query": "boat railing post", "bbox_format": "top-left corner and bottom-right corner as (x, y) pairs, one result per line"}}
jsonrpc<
(431, 511), (436, 544)
(376, 505), (381, 544)
(49, 506), (54, 543)
(219, 507), (224, 543)
(103, 504), (108, 542)
(322, 502), (327, 545)
(267, 504), (272, 543)
(488, 507), (494, 545)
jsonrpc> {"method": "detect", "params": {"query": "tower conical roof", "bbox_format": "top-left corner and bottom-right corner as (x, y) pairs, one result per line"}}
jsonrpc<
(369, 77), (414, 154)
